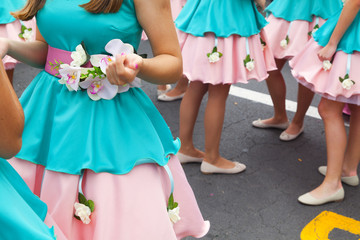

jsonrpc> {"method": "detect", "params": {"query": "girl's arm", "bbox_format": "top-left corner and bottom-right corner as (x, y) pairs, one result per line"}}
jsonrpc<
(0, 27), (48, 68)
(318, 0), (360, 61)
(106, 0), (182, 86)
(254, 0), (266, 10)
(0, 61), (24, 159)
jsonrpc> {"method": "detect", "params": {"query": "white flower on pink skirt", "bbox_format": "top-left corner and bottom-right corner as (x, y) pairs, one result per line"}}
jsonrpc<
(74, 203), (91, 224)
(339, 74), (355, 90)
(322, 60), (332, 71)
(168, 206), (181, 224)
(280, 36), (289, 49)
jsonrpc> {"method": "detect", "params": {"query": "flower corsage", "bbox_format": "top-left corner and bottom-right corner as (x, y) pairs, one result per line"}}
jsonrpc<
(167, 193), (180, 224)
(308, 24), (320, 37)
(280, 35), (289, 49)
(243, 54), (255, 72)
(18, 24), (33, 42)
(50, 39), (141, 101)
(74, 192), (94, 224)
(339, 74), (355, 90)
(207, 46), (223, 63)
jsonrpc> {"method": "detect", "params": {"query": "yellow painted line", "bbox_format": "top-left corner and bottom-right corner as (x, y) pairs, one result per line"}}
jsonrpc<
(301, 211), (360, 240)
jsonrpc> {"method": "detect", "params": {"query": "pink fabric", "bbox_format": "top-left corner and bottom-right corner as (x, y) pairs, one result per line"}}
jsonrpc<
(264, 14), (326, 60)
(290, 38), (360, 105)
(1, 19), (36, 69)
(9, 156), (210, 240)
(343, 104), (351, 115)
(178, 31), (277, 85)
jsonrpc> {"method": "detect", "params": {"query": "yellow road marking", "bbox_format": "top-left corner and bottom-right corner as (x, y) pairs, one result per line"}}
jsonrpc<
(301, 211), (360, 240)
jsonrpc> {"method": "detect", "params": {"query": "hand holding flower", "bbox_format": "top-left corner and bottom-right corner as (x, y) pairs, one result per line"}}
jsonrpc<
(106, 53), (143, 86)
(317, 44), (337, 62)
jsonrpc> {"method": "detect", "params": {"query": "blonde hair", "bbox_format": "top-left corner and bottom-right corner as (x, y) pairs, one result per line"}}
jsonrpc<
(12, 0), (123, 20)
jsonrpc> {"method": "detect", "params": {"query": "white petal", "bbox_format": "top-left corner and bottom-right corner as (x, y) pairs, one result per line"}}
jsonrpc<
(97, 79), (119, 99)
(90, 54), (107, 67)
(87, 89), (101, 101)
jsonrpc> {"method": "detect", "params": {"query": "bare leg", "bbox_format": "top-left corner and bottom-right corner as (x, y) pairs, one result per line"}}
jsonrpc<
(203, 84), (235, 168)
(178, 81), (208, 158)
(163, 75), (188, 97)
(6, 69), (14, 85)
(259, 58), (288, 125)
(308, 98), (345, 199)
(342, 104), (360, 177)
(284, 83), (315, 134)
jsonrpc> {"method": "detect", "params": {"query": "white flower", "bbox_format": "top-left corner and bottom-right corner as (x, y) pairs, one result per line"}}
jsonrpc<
(74, 203), (91, 224)
(168, 206), (181, 224)
(58, 65), (82, 91)
(70, 44), (87, 67)
(22, 29), (33, 42)
(322, 60), (332, 71)
(280, 39), (288, 49)
(79, 76), (119, 101)
(342, 78), (355, 90)
(245, 60), (255, 71)
(208, 52), (221, 63)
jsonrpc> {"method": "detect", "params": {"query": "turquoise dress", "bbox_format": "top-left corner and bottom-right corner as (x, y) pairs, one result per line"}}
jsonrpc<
(0, 158), (55, 239)
(16, 0), (180, 175)
(175, 0), (267, 37)
(0, 0), (26, 24)
(265, 0), (343, 22)
(314, 10), (360, 54)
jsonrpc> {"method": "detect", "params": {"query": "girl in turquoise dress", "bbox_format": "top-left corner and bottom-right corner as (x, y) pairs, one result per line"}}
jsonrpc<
(0, 0), (36, 83)
(290, 0), (360, 205)
(173, 0), (276, 173)
(0, 61), (56, 240)
(252, 0), (343, 141)
(0, 0), (209, 239)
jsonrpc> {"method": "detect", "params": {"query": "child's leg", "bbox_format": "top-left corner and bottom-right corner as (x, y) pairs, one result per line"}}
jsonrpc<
(342, 104), (360, 177)
(162, 75), (188, 97)
(6, 69), (14, 85)
(260, 58), (288, 125)
(178, 81), (208, 158)
(203, 84), (235, 169)
(309, 98), (345, 198)
(284, 83), (314, 134)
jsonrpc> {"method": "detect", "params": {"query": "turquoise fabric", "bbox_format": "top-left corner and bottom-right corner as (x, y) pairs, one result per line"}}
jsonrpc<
(0, 0), (26, 24)
(16, 0), (180, 175)
(265, 0), (343, 22)
(0, 158), (56, 239)
(314, 10), (360, 54)
(175, 0), (268, 37)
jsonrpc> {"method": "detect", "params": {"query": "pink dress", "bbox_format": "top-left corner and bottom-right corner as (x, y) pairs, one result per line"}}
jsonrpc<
(175, 0), (276, 85)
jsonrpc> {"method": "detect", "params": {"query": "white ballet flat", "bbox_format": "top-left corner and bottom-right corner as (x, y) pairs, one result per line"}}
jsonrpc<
(177, 152), (203, 164)
(318, 166), (359, 187)
(157, 84), (172, 97)
(279, 126), (304, 141)
(298, 187), (344, 206)
(157, 92), (185, 102)
(252, 119), (290, 130)
(200, 161), (246, 175)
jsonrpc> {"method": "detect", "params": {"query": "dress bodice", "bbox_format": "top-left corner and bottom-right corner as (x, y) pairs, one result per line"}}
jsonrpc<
(37, 0), (142, 53)
(265, 0), (343, 22)
(0, 0), (26, 24)
(175, 0), (267, 38)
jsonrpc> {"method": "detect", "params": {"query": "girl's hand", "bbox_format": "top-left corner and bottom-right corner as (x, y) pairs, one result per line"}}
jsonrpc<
(317, 44), (337, 62)
(106, 53), (143, 86)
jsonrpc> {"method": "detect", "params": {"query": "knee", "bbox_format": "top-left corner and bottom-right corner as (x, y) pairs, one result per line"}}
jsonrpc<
(318, 100), (340, 120)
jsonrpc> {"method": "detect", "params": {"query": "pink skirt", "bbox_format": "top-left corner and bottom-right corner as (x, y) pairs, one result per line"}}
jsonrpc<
(290, 38), (360, 105)
(1, 19), (36, 70)
(9, 156), (210, 240)
(264, 14), (326, 60)
(178, 31), (277, 85)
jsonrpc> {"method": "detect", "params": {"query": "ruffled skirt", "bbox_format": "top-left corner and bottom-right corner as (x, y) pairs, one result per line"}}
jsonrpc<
(178, 31), (276, 85)
(9, 156), (210, 240)
(0, 19), (36, 69)
(290, 38), (360, 105)
(264, 14), (326, 59)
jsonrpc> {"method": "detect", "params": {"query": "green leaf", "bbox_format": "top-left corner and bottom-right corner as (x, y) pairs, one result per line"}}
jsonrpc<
(308, 31), (312, 37)
(213, 46), (217, 53)
(74, 215), (80, 221)
(260, 37), (266, 46)
(78, 192), (87, 204)
(87, 200), (95, 212)
(218, 52), (223, 58)
(21, 25), (26, 32)
(207, 53), (211, 57)
(173, 202), (178, 208)
(18, 33), (24, 39)
(352, 80), (356, 85)
(285, 35), (290, 44)
(344, 74), (349, 79)
(339, 77), (344, 83)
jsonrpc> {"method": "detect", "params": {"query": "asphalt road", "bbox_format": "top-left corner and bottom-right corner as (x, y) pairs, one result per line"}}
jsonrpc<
(12, 39), (360, 240)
